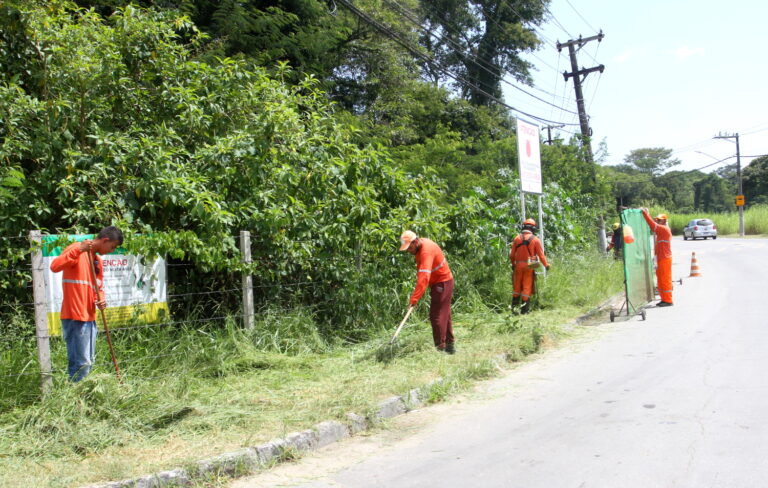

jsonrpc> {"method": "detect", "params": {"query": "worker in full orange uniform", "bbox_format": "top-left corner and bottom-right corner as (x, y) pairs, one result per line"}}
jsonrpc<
(50, 226), (123, 381)
(641, 209), (673, 307)
(399, 230), (455, 354)
(510, 219), (549, 314)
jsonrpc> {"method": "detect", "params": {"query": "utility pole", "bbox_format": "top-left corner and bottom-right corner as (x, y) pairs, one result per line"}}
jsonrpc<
(714, 132), (744, 236)
(542, 124), (564, 145)
(557, 31), (605, 163)
(558, 31), (606, 253)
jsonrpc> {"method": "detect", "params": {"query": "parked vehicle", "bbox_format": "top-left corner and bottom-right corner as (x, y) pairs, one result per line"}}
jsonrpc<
(683, 219), (717, 240)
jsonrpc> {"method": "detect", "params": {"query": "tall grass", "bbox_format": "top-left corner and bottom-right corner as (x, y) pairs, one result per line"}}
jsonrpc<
(0, 250), (623, 487)
(656, 204), (768, 235)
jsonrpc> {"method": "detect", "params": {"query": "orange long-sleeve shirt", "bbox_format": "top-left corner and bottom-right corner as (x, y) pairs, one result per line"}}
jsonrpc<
(642, 210), (673, 260)
(410, 238), (453, 306)
(510, 231), (549, 270)
(50, 242), (104, 322)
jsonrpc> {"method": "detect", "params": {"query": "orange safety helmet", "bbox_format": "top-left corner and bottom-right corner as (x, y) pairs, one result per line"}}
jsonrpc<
(523, 218), (537, 226)
(655, 213), (668, 221)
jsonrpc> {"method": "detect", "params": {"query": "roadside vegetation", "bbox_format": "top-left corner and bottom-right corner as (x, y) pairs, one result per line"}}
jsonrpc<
(0, 253), (622, 487)
(664, 204), (768, 235)
(0, 2), (763, 487)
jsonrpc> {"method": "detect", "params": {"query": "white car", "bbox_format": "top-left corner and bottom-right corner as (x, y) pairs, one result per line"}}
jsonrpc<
(683, 219), (717, 240)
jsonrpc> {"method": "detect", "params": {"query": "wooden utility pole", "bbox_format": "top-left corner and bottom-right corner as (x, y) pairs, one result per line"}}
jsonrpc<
(543, 125), (564, 145)
(714, 132), (745, 236)
(557, 31), (605, 163)
(558, 32), (606, 253)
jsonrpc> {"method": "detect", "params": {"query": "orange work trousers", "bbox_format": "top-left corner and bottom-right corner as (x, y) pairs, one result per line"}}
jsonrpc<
(513, 266), (536, 302)
(657, 257), (673, 303)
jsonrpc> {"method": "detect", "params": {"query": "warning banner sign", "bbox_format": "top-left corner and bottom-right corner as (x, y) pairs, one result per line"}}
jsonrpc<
(42, 234), (168, 335)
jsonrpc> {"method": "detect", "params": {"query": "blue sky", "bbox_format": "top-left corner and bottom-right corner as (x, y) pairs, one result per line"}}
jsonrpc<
(503, 0), (768, 173)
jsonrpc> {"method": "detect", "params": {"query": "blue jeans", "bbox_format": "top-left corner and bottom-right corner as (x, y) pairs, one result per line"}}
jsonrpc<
(61, 319), (97, 382)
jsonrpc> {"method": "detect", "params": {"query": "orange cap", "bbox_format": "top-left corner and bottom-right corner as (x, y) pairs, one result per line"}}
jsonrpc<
(523, 218), (536, 226)
(655, 213), (668, 221)
(399, 230), (417, 251)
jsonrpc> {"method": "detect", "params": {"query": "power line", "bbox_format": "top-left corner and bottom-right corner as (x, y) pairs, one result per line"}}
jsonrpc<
(387, 0), (577, 115)
(542, 5), (572, 39)
(548, 51), (562, 120)
(743, 127), (768, 136)
(565, 0), (598, 33)
(608, 155), (737, 186)
(586, 71), (603, 116)
(671, 122), (768, 156)
(336, 0), (579, 126)
(428, 0), (579, 106)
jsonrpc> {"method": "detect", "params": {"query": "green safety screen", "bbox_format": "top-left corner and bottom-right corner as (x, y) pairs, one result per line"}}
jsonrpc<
(620, 209), (654, 313)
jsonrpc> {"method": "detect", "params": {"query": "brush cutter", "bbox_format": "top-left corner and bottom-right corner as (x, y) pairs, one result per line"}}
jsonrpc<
(88, 250), (122, 382)
(389, 305), (415, 345)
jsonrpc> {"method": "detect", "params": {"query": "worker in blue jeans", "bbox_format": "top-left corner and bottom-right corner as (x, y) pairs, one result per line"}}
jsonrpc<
(50, 227), (123, 381)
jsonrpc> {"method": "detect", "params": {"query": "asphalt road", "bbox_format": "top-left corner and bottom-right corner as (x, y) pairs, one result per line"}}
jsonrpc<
(233, 237), (768, 488)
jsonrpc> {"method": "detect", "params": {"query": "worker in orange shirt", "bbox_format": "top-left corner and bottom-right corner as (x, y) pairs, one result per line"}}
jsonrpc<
(510, 218), (549, 314)
(50, 226), (123, 381)
(606, 222), (623, 259)
(399, 230), (455, 354)
(641, 209), (673, 307)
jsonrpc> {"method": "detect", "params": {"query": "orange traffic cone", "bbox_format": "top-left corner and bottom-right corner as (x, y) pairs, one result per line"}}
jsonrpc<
(689, 252), (701, 277)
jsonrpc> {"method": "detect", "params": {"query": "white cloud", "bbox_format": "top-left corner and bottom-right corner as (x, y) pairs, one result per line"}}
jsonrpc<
(674, 46), (705, 60)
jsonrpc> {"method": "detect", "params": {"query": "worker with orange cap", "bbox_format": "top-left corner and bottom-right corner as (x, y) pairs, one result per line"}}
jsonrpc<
(641, 209), (673, 307)
(606, 222), (623, 259)
(399, 230), (455, 354)
(510, 218), (550, 314)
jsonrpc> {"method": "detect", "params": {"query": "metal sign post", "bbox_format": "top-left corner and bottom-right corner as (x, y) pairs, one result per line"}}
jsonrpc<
(517, 118), (544, 242)
(538, 194), (545, 250)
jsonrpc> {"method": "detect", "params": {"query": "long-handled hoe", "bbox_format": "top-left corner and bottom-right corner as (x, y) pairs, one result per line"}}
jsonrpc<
(88, 250), (122, 382)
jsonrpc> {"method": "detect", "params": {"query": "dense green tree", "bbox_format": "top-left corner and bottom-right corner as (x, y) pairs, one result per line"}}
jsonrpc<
(693, 174), (735, 212)
(70, 0), (349, 80)
(601, 164), (671, 208)
(0, 2), (444, 271)
(654, 170), (703, 213)
(419, 0), (546, 105)
(743, 155), (768, 205)
(623, 147), (681, 177)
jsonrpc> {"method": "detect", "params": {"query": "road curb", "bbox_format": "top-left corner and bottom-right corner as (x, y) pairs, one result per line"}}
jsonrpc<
(81, 381), (442, 488)
(82, 301), (619, 488)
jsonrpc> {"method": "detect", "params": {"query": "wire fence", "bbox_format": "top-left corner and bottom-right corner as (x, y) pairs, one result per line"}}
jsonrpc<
(0, 230), (411, 395)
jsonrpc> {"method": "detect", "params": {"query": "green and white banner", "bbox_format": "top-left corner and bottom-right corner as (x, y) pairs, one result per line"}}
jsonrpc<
(42, 234), (168, 335)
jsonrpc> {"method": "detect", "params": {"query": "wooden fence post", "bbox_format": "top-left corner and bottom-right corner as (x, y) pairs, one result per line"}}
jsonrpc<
(240, 231), (254, 329)
(29, 230), (52, 394)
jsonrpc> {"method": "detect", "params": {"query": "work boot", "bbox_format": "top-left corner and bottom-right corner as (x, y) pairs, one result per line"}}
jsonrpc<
(520, 300), (530, 314)
(656, 301), (673, 307)
(445, 342), (455, 355)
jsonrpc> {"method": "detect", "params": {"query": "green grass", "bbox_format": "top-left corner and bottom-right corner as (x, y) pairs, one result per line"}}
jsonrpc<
(0, 252), (623, 488)
(654, 204), (768, 235)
